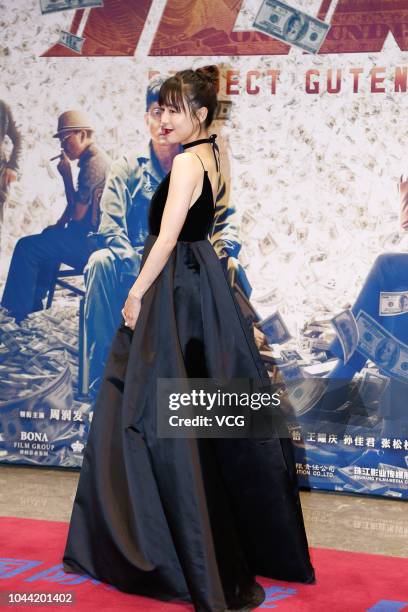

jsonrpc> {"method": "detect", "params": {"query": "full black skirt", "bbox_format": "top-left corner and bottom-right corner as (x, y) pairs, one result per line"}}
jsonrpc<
(63, 235), (315, 612)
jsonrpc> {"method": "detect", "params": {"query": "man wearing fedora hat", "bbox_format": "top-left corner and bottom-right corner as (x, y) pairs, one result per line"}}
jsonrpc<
(1, 109), (111, 323)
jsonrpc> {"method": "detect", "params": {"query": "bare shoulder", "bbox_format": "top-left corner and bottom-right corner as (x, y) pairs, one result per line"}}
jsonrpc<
(171, 151), (201, 174)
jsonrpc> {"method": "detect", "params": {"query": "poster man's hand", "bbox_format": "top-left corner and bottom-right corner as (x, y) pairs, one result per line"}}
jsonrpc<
(57, 152), (71, 177)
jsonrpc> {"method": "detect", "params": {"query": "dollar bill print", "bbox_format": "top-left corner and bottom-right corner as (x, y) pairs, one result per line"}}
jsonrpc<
(58, 30), (85, 54)
(40, 0), (103, 14)
(299, 336), (331, 352)
(357, 368), (389, 405)
(241, 211), (257, 234)
(215, 100), (232, 121)
(379, 291), (408, 316)
(331, 309), (359, 364)
(285, 378), (326, 417)
(255, 287), (279, 305)
(281, 349), (303, 362)
(356, 310), (408, 382)
(259, 232), (277, 256)
(259, 311), (291, 345)
(279, 360), (303, 383)
(252, 0), (330, 55)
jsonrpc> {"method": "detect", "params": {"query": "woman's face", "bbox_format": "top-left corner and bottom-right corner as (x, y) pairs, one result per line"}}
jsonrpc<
(159, 98), (202, 144)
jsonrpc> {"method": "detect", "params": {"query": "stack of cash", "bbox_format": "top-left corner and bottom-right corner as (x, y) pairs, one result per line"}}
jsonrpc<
(0, 295), (86, 402)
(21, 301), (80, 389)
(0, 308), (70, 403)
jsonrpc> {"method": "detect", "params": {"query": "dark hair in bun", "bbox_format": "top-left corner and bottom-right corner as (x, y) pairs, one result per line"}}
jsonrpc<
(158, 65), (219, 128)
(195, 65), (219, 87)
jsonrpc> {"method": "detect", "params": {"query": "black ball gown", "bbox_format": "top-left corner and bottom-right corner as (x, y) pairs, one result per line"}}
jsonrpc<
(62, 135), (316, 612)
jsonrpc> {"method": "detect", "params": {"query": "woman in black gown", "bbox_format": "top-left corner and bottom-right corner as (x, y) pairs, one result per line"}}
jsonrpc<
(62, 66), (316, 612)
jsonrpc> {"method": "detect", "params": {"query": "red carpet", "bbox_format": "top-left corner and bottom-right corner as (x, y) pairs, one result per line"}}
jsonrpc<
(0, 517), (407, 611)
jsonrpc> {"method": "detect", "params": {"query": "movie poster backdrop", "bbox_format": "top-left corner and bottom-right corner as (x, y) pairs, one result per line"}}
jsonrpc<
(1, 0), (408, 499)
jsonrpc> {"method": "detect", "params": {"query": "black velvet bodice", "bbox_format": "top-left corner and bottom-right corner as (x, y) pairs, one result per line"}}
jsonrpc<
(148, 170), (215, 241)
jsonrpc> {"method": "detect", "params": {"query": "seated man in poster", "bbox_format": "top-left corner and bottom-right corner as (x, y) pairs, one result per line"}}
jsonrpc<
(315, 179), (408, 459)
(1, 110), (111, 323)
(85, 76), (251, 394)
(328, 252), (408, 381)
(327, 176), (408, 385)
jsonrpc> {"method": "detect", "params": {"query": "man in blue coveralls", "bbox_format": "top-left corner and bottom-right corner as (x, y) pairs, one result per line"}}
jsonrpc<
(84, 77), (251, 395)
(328, 253), (408, 381)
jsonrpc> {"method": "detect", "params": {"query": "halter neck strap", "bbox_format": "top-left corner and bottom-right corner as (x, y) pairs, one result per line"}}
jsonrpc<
(182, 133), (220, 172)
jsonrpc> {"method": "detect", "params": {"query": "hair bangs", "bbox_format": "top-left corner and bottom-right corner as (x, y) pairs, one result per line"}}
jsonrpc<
(158, 77), (185, 112)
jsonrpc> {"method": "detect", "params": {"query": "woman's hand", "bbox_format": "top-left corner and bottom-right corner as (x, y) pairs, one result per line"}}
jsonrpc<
(121, 291), (142, 330)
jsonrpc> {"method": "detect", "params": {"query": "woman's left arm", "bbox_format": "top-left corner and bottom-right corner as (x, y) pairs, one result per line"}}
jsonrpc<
(122, 153), (199, 329)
